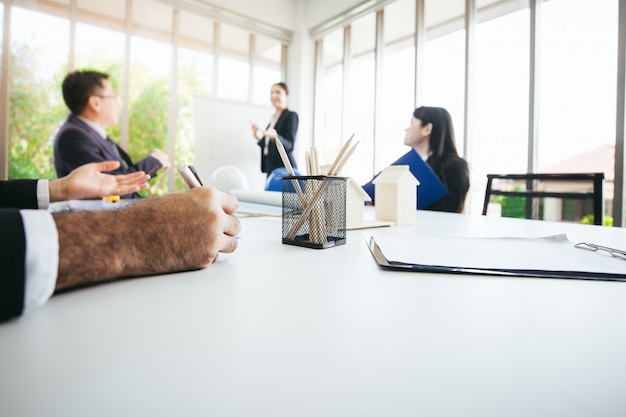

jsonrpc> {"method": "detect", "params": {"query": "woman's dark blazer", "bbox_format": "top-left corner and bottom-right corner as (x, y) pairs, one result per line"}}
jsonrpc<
(54, 115), (162, 198)
(426, 156), (470, 213)
(257, 109), (298, 175)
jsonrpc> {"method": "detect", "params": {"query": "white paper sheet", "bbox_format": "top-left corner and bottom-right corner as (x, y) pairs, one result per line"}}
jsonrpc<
(372, 234), (625, 275)
(68, 199), (133, 211)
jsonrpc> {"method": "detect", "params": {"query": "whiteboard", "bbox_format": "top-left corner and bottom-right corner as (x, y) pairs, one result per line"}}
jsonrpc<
(193, 97), (273, 191)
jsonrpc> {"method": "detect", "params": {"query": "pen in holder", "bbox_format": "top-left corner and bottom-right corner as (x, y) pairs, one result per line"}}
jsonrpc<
(282, 175), (347, 249)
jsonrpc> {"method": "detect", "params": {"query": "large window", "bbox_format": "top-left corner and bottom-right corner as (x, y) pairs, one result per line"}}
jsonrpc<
(538, 0), (618, 221)
(178, 11), (214, 97)
(175, 11), (215, 188)
(217, 24), (250, 101)
(471, 6), (530, 213)
(74, 23), (126, 146)
(252, 34), (283, 105)
(318, 28), (344, 167)
(378, 0), (416, 172)
(1, 0), (288, 191)
(75, 23), (125, 80)
(177, 46), (213, 189)
(124, 0), (173, 194)
(344, 14), (376, 183)
(423, 0), (466, 152)
(127, 35), (171, 194)
(9, 7), (69, 179)
(311, 0), (623, 221)
(177, 11), (214, 189)
(538, 0), (617, 168)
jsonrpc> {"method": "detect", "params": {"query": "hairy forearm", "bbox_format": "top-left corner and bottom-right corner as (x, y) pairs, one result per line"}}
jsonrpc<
(52, 189), (233, 292)
(53, 209), (131, 291)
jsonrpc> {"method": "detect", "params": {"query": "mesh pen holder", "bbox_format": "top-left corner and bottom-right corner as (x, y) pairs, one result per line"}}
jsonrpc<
(282, 176), (347, 249)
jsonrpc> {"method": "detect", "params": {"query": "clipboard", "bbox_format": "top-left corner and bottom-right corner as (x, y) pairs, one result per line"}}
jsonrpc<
(362, 149), (448, 209)
(367, 235), (626, 282)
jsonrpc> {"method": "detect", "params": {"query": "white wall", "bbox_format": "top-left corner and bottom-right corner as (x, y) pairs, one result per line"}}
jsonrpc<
(287, 0), (367, 167)
(204, 0), (298, 30)
(200, 0), (367, 168)
(202, 0), (367, 30)
(301, 0), (367, 28)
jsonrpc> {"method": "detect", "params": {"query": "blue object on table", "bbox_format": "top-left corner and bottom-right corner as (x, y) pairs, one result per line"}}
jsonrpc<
(265, 167), (302, 191)
(362, 149), (448, 209)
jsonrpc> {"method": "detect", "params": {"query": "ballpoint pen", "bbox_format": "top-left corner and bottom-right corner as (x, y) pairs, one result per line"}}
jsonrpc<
(177, 164), (203, 188)
(187, 165), (203, 186)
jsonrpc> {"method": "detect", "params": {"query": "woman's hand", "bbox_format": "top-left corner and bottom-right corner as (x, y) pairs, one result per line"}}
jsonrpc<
(251, 123), (263, 141)
(265, 128), (278, 141)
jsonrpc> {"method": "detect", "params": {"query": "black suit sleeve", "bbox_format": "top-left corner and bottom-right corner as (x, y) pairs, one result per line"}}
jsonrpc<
(0, 179), (39, 209)
(116, 148), (163, 178)
(0, 209), (26, 322)
(56, 128), (162, 178)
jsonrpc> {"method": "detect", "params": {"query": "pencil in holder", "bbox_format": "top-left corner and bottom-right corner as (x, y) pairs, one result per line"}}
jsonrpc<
(282, 176), (347, 249)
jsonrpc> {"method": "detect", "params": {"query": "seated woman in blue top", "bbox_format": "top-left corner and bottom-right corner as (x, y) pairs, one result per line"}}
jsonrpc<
(363, 106), (470, 213)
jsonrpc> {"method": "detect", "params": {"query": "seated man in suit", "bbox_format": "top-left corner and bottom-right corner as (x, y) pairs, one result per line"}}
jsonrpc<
(0, 161), (241, 322)
(53, 70), (170, 198)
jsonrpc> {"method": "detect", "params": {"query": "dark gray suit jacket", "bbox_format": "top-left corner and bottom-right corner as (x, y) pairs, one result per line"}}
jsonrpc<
(54, 115), (162, 198)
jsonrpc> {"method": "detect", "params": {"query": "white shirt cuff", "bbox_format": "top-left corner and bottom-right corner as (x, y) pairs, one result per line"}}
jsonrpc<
(19, 210), (58, 313)
(37, 179), (50, 209)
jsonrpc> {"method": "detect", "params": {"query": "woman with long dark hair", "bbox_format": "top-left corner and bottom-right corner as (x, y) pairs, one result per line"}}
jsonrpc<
(363, 106), (469, 213)
(406, 106), (469, 212)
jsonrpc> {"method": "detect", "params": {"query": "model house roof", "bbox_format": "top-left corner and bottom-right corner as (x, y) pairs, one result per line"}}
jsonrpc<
(348, 178), (372, 202)
(372, 165), (420, 185)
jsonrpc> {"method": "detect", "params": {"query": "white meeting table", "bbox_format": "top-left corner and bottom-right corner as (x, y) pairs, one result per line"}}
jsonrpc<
(1, 208), (626, 417)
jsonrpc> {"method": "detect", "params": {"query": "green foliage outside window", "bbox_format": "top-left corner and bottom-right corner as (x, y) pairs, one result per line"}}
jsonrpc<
(580, 214), (613, 226)
(491, 187), (527, 219)
(8, 42), (196, 195)
(8, 42), (66, 180)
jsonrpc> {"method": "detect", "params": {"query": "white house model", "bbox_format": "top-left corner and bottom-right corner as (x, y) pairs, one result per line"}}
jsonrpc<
(372, 165), (420, 225)
(346, 178), (372, 229)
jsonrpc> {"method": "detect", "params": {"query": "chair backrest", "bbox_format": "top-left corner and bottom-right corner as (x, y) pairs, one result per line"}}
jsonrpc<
(482, 173), (605, 225)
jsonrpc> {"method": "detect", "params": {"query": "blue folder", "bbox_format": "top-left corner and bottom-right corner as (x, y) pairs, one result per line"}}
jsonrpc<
(362, 149), (448, 209)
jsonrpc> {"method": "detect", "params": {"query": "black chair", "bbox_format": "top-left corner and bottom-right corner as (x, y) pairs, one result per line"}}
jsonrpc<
(482, 173), (605, 225)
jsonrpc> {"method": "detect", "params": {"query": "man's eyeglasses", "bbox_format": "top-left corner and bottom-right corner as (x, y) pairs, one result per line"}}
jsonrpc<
(95, 95), (117, 99)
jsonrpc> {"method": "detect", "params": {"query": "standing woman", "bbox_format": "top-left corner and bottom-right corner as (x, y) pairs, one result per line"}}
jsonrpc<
(251, 82), (299, 176)
(405, 106), (469, 212)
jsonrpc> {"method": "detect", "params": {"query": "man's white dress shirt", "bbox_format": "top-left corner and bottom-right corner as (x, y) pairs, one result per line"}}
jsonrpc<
(19, 179), (59, 314)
